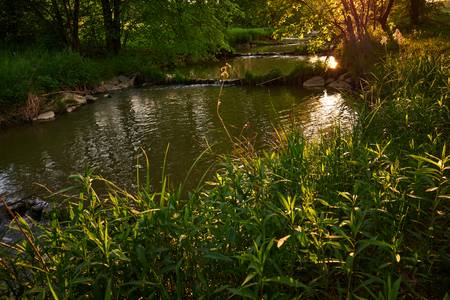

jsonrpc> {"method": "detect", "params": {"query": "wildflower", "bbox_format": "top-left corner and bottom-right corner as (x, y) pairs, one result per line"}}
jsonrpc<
(393, 29), (405, 45)
(220, 64), (232, 80)
(380, 36), (388, 46)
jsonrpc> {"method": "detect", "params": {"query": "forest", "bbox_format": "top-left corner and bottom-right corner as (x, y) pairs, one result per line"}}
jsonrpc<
(0, 0), (449, 299)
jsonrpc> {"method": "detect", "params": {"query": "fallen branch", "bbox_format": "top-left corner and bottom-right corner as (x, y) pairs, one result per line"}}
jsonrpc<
(39, 90), (88, 97)
(257, 76), (284, 86)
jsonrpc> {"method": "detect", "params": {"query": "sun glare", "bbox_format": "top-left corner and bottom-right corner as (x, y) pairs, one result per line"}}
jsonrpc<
(309, 56), (339, 69)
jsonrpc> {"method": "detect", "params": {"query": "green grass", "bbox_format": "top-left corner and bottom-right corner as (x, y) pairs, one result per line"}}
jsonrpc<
(0, 50), (165, 113)
(243, 60), (327, 85)
(226, 27), (274, 46)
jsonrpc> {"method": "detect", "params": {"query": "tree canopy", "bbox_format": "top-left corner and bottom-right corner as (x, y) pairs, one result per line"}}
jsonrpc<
(0, 0), (239, 60)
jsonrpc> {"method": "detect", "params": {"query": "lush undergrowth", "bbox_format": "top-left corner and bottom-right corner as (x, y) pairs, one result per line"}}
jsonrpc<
(226, 27), (274, 46)
(0, 50), (167, 111)
(0, 38), (450, 299)
(243, 60), (328, 86)
(1, 37), (449, 299)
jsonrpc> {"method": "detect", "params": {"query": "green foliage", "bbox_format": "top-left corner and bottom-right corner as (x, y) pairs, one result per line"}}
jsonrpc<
(1, 42), (449, 298)
(232, 0), (273, 27)
(363, 53), (449, 147)
(126, 0), (239, 63)
(0, 49), (167, 110)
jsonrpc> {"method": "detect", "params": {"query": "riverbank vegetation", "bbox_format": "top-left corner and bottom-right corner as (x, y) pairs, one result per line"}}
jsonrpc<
(226, 27), (274, 47)
(1, 0), (449, 298)
(1, 27), (449, 298)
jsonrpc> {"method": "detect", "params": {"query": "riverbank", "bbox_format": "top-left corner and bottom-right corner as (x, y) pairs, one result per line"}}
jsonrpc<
(0, 49), (347, 129)
(1, 29), (448, 298)
(0, 26), (338, 129)
(0, 50), (161, 127)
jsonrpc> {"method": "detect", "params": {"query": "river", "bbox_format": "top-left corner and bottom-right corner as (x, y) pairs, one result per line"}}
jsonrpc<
(0, 56), (355, 201)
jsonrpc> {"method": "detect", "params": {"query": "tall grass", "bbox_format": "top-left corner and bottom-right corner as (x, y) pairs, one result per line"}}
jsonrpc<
(0, 41), (449, 298)
(0, 50), (164, 111)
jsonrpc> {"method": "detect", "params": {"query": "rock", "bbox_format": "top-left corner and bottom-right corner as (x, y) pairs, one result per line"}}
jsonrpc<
(66, 106), (77, 113)
(104, 83), (121, 91)
(62, 93), (87, 106)
(328, 80), (352, 90)
(134, 73), (147, 87)
(338, 72), (351, 82)
(1, 199), (27, 216)
(0, 197), (50, 221)
(117, 75), (129, 83)
(118, 83), (130, 89)
(27, 199), (51, 221)
(325, 78), (335, 85)
(99, 76), (134, 92)
(303, 76), (325, 88)
(1, 225), (24, 245)
(0, 197), (51, 244)
(85, 95), (98, 103)
(1, 218), (33, 245)
(33, 111), (55, 121)
(94, 85), (107, 93)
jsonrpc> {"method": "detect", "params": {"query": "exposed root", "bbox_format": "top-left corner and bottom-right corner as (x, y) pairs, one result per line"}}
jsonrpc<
(21, 93), (41, 121)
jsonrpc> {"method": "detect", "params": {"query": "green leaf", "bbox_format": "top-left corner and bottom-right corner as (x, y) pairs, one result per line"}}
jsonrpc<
(227, 287), (256, 299)
(104, 278), (112, 300)
(265, 276), (310, 290)
(204, 252), (233, 262)
(242, 272), (257, 286)
(47, 275), (59, 300)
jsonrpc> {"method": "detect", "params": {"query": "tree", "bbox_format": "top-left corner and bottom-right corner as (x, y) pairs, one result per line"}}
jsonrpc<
(410, 0), (426, 26)
(53, 0), (81, 51)
(125, 0), (238, 62)
(232, 0), (272, 27)
(100, 0), (122, 53)
(268, 0), (397, 75)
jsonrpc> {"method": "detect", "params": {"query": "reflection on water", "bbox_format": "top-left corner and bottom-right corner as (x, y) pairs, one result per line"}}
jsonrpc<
(0, 86), (355, 200)
(309, 56), (338, 69)
(300, 90), (355, 137)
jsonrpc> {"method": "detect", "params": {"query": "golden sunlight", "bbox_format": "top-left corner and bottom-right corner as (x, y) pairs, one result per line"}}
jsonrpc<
(309, 56), (339, 69)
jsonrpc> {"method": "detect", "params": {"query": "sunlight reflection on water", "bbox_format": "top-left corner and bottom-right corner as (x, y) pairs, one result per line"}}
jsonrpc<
(301, 90), (355, 138)
(309, 56), (339, 69)
(0, 86), (355, 200)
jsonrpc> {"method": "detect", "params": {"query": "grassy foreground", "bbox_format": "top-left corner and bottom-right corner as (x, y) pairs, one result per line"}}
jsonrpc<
(1, 36), (449, 299)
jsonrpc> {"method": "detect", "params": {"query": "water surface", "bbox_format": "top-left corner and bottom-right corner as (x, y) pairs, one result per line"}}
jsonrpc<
(180, 55), (338, 80)
(0, 85), (354, 200)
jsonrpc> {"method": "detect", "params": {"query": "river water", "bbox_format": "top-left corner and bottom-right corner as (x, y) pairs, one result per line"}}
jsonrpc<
(0, 56), (356, 200)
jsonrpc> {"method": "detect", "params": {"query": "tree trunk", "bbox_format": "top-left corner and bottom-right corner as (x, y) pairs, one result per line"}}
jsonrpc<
(50, 0), (69, 46)
(101, 0), (121, 54)
(379, 0), (395, 33)
(71, 0), (80, 51)
(112, 0), (121, 53)
(410, 0), (424, 26)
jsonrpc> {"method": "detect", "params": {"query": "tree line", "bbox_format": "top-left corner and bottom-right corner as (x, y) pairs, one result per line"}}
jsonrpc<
(0, 0), (242, 57)
(0, 0), (436, 58)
